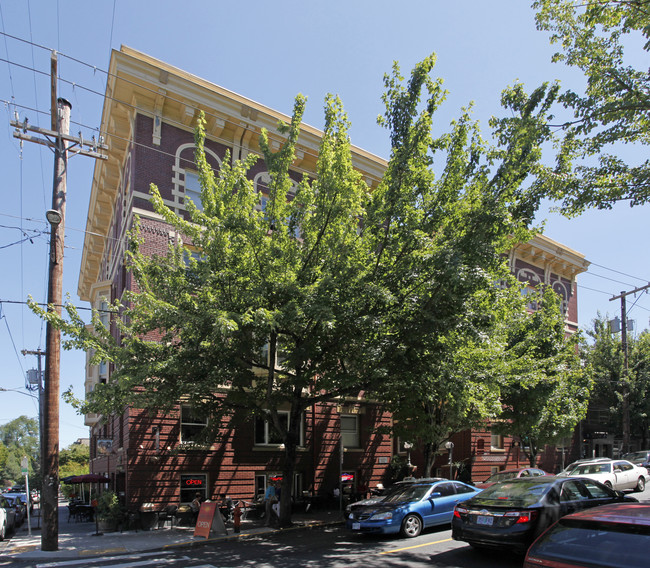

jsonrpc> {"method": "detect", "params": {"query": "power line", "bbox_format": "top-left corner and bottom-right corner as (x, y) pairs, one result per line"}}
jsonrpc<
(0, 36), (386, 183)
(1, 305), (26, 378)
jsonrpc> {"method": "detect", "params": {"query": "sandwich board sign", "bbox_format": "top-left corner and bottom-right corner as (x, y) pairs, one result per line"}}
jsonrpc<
(194, 501), (227, 538)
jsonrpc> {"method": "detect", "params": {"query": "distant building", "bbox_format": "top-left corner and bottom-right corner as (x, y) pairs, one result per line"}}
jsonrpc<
(79, 47), (590, 508)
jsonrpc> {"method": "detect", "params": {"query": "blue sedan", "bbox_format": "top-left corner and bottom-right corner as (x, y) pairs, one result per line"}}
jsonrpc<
(346, 479), (482, 538)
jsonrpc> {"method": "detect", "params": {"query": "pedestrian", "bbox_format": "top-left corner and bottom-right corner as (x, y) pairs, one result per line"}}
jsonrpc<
(272, 482), (281, 520)
(190, 492), (203, 523)
(263, 483), (277, 527)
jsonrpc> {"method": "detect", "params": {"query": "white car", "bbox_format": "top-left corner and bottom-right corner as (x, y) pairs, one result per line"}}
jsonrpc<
(569, 459), (648, 492)
(0, 495), (16, 540)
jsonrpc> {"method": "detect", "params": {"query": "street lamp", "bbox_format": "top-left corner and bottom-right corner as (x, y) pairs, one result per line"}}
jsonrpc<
(403, 442), (413, 467)
(45, 209), (62, 226)
(0, 386), (39, 400)
(445, 441), (454, 480)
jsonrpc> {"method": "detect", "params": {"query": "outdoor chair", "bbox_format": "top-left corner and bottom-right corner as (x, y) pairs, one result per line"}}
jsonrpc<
(67, 503), (79, 523)
(157, 504), (178, 528)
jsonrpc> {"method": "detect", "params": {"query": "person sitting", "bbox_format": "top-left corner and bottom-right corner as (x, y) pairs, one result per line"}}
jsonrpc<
(218, 493), (233, 522)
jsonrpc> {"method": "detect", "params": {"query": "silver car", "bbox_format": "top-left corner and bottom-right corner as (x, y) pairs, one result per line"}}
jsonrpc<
(0, 495), (16, 539)
(569, 459), (648, 492)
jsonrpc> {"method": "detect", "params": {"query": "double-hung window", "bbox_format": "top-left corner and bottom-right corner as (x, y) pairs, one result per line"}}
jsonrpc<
(184, 171), (203, 212)
(180, 405), (208, 444)
(255, 411), (304, 446)
(340, 414), (360, 449)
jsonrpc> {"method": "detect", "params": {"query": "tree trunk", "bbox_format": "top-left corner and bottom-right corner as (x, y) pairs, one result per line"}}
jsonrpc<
(277, 401), (303, 528)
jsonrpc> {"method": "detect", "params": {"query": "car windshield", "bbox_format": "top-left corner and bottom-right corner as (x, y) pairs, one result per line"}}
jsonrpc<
(477, 480), (550, 506)
(623, 452), (647, 461)
(486, 471), (518, 483)
(529, 519), (650, 568)
(382, 485), (432, 504)
(573, 463), (612, 475)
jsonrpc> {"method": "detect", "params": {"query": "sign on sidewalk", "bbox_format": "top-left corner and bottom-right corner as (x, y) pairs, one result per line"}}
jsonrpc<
(193, 501), (227, 538)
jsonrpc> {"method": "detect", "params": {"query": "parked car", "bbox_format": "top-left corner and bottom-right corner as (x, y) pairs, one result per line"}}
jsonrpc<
(524, 503), (650, 568)
(557, 457), (612, 477)
(4, 491), (32, 513)
(345, 477), (443, 514)
(0, 495), (16, 538)
(475, 468), (548, 488)
(622, 450), (650, 470)
(568, 459), (648, 492)
(2, 494), (27, 526)
(347, 479), (482, 538)
(451, 476), (636, 554)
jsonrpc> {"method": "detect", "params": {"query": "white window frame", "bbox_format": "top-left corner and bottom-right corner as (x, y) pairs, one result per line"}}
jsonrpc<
(180, 405), (208, 444)
(255, 410), (304, 446)
(184, 170), (203, 212)
(341, 414), (360, 449)
(490, 431), (504, 451)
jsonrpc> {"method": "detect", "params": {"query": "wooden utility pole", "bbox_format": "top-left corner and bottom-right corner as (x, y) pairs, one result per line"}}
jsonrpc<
(610, 283), (650, 455)
(11, 51), (107, 551)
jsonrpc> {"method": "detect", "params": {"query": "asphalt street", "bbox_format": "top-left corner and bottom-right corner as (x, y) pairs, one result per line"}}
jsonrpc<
(4, 486), (649, 568)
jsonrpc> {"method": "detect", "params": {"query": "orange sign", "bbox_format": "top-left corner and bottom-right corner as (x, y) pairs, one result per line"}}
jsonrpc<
(193, 501), (217, 539)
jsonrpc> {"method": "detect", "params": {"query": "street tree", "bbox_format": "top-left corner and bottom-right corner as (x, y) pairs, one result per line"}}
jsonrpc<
(0, 416), (39, 485)
(533, 0), (650, 215)
(496, 287), (592, 466)
(373, 60), (563, 477)
(584, 314), (650, 449)
(34, 55), (560, 526)
(59, 443), (90, 479)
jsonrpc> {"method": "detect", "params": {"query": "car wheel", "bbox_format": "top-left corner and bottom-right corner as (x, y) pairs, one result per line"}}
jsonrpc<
(635, 477), (645, 492)
(604, 481), (613, 489)
(400, 514), (422, 538)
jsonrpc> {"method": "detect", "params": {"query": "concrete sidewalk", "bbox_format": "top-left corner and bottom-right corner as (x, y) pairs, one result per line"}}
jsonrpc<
(0, 500), (345, 562)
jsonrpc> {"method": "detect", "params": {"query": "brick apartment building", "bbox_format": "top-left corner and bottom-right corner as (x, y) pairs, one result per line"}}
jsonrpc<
(79, 47), (590, 510)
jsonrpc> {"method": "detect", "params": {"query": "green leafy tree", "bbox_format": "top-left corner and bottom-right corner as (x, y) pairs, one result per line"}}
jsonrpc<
(584, 314), (650, 449)
(534, 0), (650, 215)
(373, 58), (563, 477)
(59, 443), (89, 479)
(33, 55), (560, 526)
(496, 287), (592, 466)
(0, 416), (39, 486)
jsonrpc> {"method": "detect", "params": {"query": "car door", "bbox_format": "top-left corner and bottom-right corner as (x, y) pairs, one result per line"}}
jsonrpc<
(580, 479), (622, 508)
(613, 461), (633, 490)
(559, 480), (593, 516)
(427, 482), (459, 526)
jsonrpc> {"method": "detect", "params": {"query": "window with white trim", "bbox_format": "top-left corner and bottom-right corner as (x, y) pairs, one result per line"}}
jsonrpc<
(490, 430), (504, 451)
(255, 411), (304, 446)
(341, 414), (360, 448)
(180, 405), (208, 444)
(184, 171), (203, 212)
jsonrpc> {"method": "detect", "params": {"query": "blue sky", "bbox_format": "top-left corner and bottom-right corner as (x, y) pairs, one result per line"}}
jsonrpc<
(0, 0), (648, 449)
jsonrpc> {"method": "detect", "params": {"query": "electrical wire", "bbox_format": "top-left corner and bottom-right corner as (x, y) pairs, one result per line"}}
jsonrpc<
(1, 306), (26, 378)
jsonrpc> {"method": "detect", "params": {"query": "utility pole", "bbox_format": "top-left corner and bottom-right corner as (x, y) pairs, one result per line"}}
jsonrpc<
(610, 283), (650, 455)
(11, 51), (107, 552)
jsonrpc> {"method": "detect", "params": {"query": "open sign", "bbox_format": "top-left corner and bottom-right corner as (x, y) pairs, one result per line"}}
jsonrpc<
(181, 475), (205, 488)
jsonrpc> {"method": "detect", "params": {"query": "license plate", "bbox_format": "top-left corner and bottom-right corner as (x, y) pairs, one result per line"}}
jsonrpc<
(352, 522), (361, 530)
(477, 515), (493, 526)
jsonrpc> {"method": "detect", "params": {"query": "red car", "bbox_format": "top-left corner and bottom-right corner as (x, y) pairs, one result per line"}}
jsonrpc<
(475, 467), (548, 488)
(524, 503), (650, 567)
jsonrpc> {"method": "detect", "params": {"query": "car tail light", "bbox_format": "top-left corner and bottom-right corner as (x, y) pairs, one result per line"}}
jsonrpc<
(505, 510), (538, 524)
(454, 506), (467, 518)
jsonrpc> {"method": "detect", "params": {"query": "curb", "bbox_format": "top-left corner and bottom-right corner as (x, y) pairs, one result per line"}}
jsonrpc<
(2, 517), (346, 561)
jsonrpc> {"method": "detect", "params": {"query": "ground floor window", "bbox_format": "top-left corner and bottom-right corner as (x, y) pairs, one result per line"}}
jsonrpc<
(180, 473), (207, 503)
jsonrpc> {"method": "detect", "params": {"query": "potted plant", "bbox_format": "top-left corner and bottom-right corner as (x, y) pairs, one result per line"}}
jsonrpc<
(95, 490), (123, 532)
